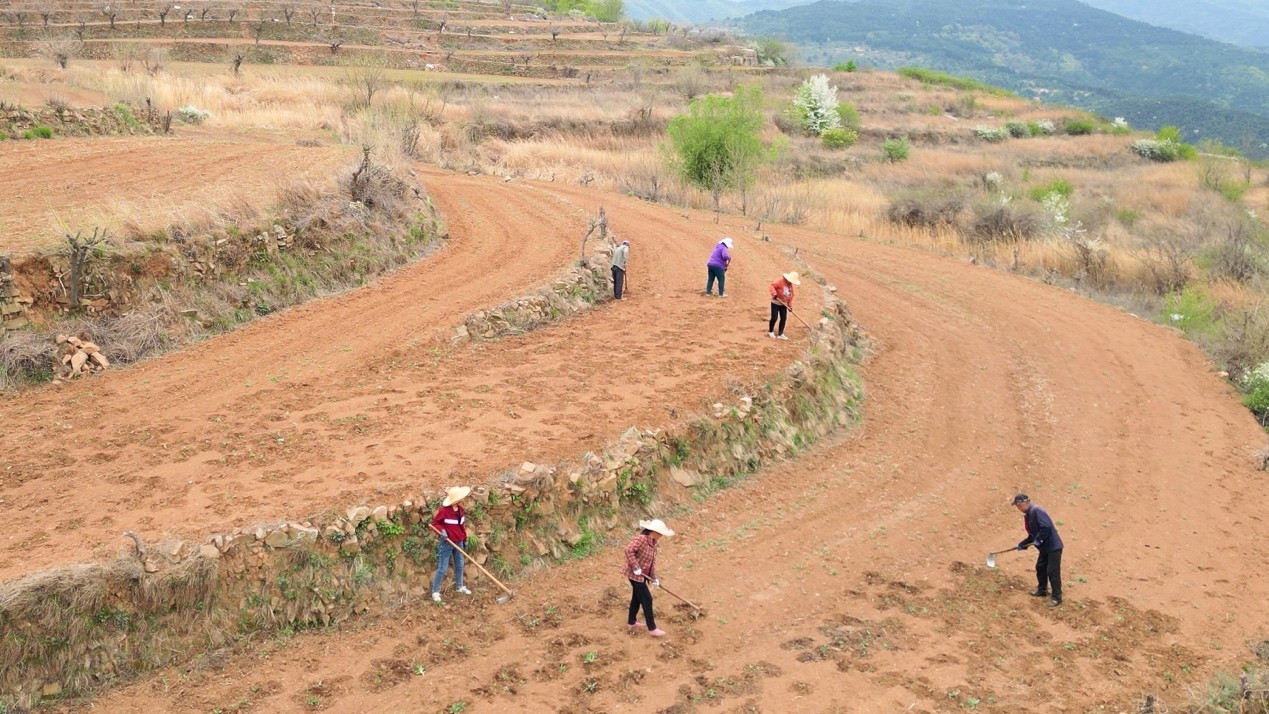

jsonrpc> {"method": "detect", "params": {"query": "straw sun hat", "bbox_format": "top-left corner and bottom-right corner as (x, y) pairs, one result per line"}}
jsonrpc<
(443, 486), (472, 507)
(638, 519), (675, 537)
(782, 271), (801, 285)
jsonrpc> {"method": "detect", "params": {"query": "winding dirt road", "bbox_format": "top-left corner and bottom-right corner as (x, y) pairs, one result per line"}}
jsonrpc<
(0, 170), (812, 581)
(54, 179), (1269, 713)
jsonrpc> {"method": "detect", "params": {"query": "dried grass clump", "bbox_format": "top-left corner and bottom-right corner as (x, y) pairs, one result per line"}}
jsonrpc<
(886, 189), (967, 228)
(969, 200), (1047, 243)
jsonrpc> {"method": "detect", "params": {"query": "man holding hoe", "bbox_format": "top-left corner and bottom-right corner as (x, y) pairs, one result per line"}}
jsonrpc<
(1013, 493), (1064, 608)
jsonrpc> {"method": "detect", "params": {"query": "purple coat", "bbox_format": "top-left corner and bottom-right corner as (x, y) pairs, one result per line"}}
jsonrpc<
(707, 243), (731, 270)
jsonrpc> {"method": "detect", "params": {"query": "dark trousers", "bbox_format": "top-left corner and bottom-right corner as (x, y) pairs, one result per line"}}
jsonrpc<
(611, 266), (625, 299)
(627, 579), (656, 629)
(1036, 548), (1063, 600)
(706, 265), (726, 295)
(769, 302), (788, 335)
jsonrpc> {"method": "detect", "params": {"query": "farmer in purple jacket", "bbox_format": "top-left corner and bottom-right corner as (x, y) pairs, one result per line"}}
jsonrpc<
(705, 237), (733, 297)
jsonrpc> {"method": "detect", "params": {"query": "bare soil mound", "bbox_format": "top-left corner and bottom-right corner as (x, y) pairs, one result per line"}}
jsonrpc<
(62, 198), (1269, 712)
(0, 171), (812, 581)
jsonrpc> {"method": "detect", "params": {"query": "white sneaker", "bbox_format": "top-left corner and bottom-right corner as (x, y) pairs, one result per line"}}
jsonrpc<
(768, 332), (775, 339)
(776, 334), (789, 340)
(432, 592), (442, 603)
(457, 586), (473, 595)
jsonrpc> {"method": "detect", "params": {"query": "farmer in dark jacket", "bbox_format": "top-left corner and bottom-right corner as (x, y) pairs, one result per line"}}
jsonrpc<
(1014, 494), (1064, 607)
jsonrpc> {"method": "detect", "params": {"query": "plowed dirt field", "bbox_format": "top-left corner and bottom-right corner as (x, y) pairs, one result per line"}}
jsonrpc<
(0, 170), (813, 581)
(0, 159), (1262, 711)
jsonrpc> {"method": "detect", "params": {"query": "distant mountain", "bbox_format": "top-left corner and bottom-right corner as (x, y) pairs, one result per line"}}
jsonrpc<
(624, 0), (809, 24)
(1079, 0), (1269, 51)
(739, 0), (1269, 155)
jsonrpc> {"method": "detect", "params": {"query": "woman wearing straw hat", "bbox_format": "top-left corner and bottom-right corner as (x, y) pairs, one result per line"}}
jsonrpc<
(705, 237), (733, 297)
(768, 271), (801, 340)
(622, 518), (674, 637)
(431, 486), (473, 603)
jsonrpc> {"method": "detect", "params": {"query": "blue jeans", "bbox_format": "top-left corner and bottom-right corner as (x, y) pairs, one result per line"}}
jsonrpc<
(432, 539), (466, 593)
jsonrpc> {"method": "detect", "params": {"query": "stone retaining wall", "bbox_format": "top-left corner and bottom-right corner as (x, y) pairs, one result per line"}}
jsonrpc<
(0, 284), (866, 711)
(0, 256), (30, 335)
(460, 241), (614, 341)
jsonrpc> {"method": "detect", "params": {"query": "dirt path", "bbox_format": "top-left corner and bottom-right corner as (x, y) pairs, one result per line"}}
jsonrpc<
(0, 172), (809, 581)
(67, 204), (1269, 713)
(0, 136), (353, 253)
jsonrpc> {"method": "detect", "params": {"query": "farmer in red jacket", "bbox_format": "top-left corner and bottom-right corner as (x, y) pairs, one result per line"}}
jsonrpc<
(431, 486), (472, 603)
(622, 518), (674, 637)
(768, 271), (800, 340)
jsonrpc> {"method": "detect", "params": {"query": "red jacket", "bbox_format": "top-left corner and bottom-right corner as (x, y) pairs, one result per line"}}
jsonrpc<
(769, 278), (794, 309)
(432, 504), (467, 543)
(622, 534), (658, 581)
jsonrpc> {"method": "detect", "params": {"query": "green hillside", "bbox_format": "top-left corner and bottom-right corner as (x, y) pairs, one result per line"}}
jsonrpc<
(1080, 0), (1269, 50)
(739, 0), (1269, 155)
(624, 0), (807, 23)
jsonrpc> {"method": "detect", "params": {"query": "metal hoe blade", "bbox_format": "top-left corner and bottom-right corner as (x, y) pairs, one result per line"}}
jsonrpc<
(986, 552), (997, 569)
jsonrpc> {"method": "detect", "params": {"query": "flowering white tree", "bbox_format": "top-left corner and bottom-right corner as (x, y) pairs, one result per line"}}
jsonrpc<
(791, 73), (841, 135)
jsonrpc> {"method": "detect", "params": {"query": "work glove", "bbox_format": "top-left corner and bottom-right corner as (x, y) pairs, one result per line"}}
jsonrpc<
(439, 531), (448, 542)
(1016, 541), (1029, 550)
(651, 578), (660, 588)
(633, 568), (642, 577)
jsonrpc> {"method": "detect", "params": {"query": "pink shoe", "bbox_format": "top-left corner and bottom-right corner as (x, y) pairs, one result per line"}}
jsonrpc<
(648, 628), (667, 637)
(627, 622), (647, 630)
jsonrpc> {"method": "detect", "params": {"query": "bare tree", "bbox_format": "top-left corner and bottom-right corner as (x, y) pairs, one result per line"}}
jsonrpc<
(64, 229), (110, 311)
(329, 38), (343, 54)
(549, 23), (559, 43)
(346, 57), (388, 107)
(40, 10), (52, 27)
(308, 7), (321, 25)
(226, 6), (238, 22)
(11, 9), (28, 28)
(38, 35), (84, 69)
(183, 8), (193, 23)
(75, 16), (88, 41)
(282, 5), (294, 23)
(252, 16), (266, 44)
(410, 0), (420, 17)
(157, 4), (172, 26)
(435, 12), (447, 35)
(201, 5), (213, 21)
(141, 45), (167, 74)
(114, 42), (140, 71)
(500, 0), (513, 17)
(101, 5), (118, 29)
(230, 49), (244, 75)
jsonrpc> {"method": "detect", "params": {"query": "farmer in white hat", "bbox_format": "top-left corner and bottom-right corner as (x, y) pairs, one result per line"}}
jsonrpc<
(705, 237), (733, 297)
(622, 518), (674, 637)
(768, 271), (801, 340)
(431, 486), (473, 603)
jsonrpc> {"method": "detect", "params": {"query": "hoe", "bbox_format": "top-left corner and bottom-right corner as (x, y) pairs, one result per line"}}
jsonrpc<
(429, 524), (516, 604)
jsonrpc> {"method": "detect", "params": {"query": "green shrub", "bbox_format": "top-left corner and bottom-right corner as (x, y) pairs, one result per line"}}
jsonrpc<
(1027, 179), (1074, 201)
(1115, 208), (1140, 226)
(114, 102), (141, 131)
(880, 137), (910, 162)
(1160, 285), (1217, 339)
(22, 126), (53, 139)
(974, 125), (1009, 143)
(836, 102), (860, 130)
(1004, 120), (1029, 138)
(833, 59), (857, 72)
(1063, 118), (1096, 135)
(1241, 362), (1269, 418)
(1132, 139), (1183, 162)
(1028, 120), (1057, 136)
(821, 127), (858, 149)
(177, 105), (212, 124)
(0, 131), (7, 141)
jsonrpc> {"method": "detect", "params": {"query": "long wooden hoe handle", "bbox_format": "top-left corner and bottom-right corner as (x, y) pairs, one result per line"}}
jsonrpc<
(657, 582), (702, 612)
(429, 524), (515, 597)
